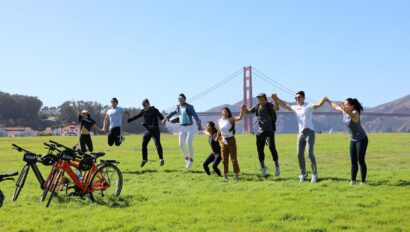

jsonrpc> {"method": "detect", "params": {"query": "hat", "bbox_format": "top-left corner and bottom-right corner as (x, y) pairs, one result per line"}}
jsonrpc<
(257, 93), (267, 100)
(178, 93), (186, 100)
(111, 97), (118, 103)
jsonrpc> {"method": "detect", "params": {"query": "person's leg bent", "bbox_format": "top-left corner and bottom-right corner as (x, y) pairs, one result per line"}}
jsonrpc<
(203, 153), (215, 175)
(108, 129), (115, 146)
(212, 154), (222, 176)
(114, 127), (122, 146)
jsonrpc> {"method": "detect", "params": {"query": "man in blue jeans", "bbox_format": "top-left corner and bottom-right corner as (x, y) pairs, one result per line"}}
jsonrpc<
(128, 99), (166, 167)
(273, 91), (328, 183)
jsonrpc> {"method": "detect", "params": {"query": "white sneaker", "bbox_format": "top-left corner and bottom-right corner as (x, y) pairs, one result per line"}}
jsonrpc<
(275, 166), (280, 177)
(350, 180), (358, 185)
(311, 174), (318, 183)
(299, 174), (308, 182)
(187, 159), (193, 169)
(185, 160), (189, 168)
(261, 167), (267, 178)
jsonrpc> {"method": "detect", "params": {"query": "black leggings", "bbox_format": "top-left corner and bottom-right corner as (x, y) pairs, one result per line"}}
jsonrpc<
(203, 153), (222, 176)
(80, 134), (93, 152)
(142, 129), (163, 160)
(256, 131), (279, 168)
(108, 127), (122, 147)
(350, 137), (368, 182)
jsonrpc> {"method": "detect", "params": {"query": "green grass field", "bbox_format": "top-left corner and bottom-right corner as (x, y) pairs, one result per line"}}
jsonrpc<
(0, 133), (409, 232)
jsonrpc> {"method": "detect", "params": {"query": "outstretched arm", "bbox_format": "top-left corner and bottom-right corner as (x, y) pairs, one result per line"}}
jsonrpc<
(232, 105), (245, 121)
(313, 97), (329, 109)
(93, 124), (105, 132)
(272, 94), (292, 112)
(328, 100), (343, 112)
(340, 104), (360, 122)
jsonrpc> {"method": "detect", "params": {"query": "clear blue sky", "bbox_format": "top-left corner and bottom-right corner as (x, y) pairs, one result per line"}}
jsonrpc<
(1, 1), (409, 111)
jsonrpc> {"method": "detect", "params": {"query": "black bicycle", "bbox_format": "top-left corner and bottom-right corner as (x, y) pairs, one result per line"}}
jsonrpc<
(11, 143), (57, 202)
(0, 171), (18, 207)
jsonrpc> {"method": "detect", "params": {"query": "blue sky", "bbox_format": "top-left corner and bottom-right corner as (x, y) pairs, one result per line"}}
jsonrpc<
(1, 1), (409, 111)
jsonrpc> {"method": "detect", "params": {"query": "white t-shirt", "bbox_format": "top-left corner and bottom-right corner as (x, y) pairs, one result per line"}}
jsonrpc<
(107, 107), (125, 130)
(218, 118), (234, 138)
(291, 103), (315, 133)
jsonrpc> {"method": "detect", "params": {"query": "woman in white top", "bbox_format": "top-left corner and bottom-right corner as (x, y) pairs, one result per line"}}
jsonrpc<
(217, 106), (244, 181)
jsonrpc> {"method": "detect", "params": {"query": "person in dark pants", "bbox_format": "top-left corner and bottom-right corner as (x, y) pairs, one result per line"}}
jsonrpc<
(72, 99), (104, 152)
(128, 99), (166, 167)
(103, 98), (130, 147)
(242, 93), (280, 178)
(203, 121), (222, 176)
(328, 98), (369, 185)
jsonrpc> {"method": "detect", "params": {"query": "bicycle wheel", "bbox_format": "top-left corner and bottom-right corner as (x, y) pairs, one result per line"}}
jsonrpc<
(40, 167), (57, 202)
(46, 169), (64, 208)
(89, 163), (123, 203)
(11, 165), (30, 202)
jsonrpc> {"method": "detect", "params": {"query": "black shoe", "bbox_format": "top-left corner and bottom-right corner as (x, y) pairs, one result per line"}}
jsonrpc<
(140, 160), (148, 167)
(160, 159), (164, 166)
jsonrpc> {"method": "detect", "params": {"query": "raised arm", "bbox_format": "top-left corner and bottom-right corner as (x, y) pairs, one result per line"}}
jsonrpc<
(232, 105), (245, 122)
(72, 99), (80, 116)
(312, 97), (329, 110)
(272, 94), (292, 112)
(340, 104), (360, 122)
(328, 100), (343, 112)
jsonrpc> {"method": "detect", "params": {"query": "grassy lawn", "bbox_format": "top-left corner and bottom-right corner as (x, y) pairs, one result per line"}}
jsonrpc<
(0, 133), (409, 232)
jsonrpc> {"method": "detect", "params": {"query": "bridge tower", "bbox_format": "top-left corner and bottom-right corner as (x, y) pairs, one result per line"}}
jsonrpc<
(243, 66), (254, 134)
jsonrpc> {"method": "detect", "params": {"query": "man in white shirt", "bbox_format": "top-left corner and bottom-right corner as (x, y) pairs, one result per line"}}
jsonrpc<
(103, 98), (130, 146)
(273, 91), (328, 183)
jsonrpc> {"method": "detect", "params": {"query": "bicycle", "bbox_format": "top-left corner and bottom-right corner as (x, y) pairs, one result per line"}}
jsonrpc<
(11, 144), (56, 202)
(43, 140), (123, 207)
(0, 171), (18, 207)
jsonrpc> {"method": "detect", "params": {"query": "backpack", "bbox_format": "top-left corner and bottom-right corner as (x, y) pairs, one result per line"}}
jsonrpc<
(255, 102), (277, 131)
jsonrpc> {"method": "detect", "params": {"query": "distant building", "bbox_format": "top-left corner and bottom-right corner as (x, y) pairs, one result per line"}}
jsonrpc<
(0, 129), (7, 137)
(1, 127), (37, 137)
(60, 124), (81, 136)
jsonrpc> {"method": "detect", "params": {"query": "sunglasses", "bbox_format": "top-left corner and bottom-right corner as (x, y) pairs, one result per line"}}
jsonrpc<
(295, 96), (303, 100)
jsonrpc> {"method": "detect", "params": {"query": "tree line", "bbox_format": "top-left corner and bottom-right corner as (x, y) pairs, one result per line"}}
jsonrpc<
(0, 91), (168, 134)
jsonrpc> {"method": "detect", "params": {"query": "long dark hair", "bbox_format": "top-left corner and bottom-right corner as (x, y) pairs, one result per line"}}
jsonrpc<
(207, 121), (218, 135)
(346, 98), (364, 114)
(222, 107), (235, 135)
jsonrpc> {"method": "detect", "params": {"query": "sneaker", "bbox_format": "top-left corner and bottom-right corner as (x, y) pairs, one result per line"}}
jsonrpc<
(275, 166), (280, 177)
(350, 180), (358, 185)
(223, 176), (229, 182)
(140, 160), (148, 167)
(299, 174), (308, 182)
(311, 174), (318, 183)
(185, 160), (190, 169)
(187, 159), (193, 169)
(261, 167), (267, 178)
(159, 159), (164, 166)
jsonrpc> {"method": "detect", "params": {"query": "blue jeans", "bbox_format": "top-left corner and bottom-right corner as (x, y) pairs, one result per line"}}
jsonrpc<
(297, 128), (317, 175)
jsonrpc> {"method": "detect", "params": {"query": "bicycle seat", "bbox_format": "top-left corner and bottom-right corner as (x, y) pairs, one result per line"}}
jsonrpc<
(90, 152), (105, 158)
(0, 171), (18, 179)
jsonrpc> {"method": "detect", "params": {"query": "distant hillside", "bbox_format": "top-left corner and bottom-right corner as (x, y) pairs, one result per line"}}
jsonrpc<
(175, 95), (410, 134)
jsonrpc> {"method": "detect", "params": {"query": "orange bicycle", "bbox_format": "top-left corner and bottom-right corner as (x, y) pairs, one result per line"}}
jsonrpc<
(42, 140), (123, 207)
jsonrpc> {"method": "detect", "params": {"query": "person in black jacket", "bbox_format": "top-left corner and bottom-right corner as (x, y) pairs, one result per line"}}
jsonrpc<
(72, 99), (104, 152)
(128, 99), (166, 167)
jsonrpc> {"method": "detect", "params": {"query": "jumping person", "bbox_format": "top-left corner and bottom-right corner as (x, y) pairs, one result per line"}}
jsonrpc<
(242, 93), (280, 178)
(72, 99), (104, 152)
(103, 98), (130, 147)
(203, 121), (222, 176)
(217, 106), (244, 181)
(128, 99), (166, 167)
(163, 94), (202, 169)
(327, 98), (369, 185)
(273, 91), (328, 183)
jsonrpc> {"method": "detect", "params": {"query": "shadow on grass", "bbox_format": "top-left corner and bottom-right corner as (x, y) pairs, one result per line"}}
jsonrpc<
(370, 179), (410, 187)
(123, 170), (158, 175)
